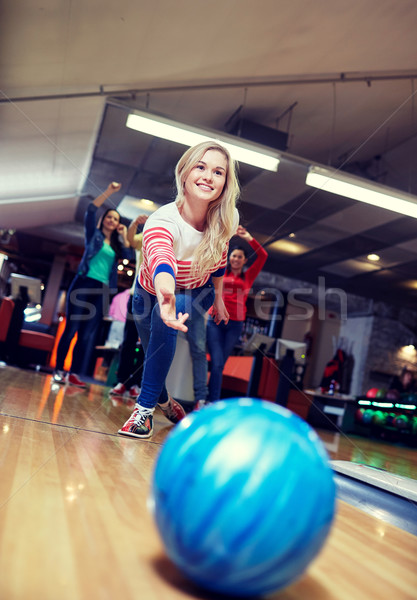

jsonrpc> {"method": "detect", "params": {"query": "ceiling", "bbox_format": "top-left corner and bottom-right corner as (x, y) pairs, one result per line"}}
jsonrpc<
(1, 0), (417, 309)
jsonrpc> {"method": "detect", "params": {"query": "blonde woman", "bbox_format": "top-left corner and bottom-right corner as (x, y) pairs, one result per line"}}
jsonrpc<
(118, 141), (239, 439)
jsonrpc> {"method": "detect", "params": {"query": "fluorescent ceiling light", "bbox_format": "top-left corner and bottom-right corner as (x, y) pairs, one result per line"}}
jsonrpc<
(126, 111), (280, 172)
(306, 166), (417, 219)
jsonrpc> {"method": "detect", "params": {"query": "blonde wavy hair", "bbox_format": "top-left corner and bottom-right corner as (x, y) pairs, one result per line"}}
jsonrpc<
(175, 141), (240, 274)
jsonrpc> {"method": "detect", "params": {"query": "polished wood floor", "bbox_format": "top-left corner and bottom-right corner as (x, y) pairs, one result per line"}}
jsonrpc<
(0, 364), (416, 600)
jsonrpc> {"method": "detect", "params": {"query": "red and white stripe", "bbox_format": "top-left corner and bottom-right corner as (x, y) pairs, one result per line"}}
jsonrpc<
(139, 226), (228, 295)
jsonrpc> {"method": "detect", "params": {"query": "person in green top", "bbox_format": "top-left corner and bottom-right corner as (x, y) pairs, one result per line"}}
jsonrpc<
(109, 214), (148, 400)
(53, 182), (130, 387)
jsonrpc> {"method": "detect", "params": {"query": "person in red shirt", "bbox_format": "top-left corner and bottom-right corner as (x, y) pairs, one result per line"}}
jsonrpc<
(206, 225), (267, 404)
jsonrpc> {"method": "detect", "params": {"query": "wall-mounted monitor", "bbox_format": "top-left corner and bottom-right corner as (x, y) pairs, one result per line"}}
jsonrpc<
(10, 273), (42, 304)
(242, 332), (276, 355)
(276, 339), (307, 363)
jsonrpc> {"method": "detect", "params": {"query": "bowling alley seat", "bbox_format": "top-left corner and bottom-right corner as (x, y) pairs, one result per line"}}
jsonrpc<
(221, 355), (255, 395)
(0, 296), (56, 366)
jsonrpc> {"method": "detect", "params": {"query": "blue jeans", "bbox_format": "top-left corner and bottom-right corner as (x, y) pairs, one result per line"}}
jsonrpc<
(132, 281), (214, 409)
(206, 317), (244, 402)
(56, 275), (109, 374)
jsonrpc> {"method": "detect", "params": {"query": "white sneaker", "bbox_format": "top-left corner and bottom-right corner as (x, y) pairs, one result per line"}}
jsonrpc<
(109, 382), (126, 397)
(52, 370), (66, 384)
(195, 399), (209, 410)
(128, 385), (141, 399)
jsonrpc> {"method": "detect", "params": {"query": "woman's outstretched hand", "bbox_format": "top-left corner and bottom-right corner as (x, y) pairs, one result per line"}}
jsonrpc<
(235, 225), (253, 242)
(133, 214), (148, 227)
(212, 297), (229, 325)
(93, 182), (122, 207)
(158, 288), (189, 332)
(109, 182), (122, 193)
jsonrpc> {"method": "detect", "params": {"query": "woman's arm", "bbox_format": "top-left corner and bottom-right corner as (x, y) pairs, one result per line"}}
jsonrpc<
(127, 215), (148, 249)
(154, 272), (189, 332)
(211, 275), (229, 325)
(236, 225), (253, 244)
(117, 223), (129, 247)
(142, 218), (178, 289)
(236, 226), (268, 286)
(92, 182), (121, 208)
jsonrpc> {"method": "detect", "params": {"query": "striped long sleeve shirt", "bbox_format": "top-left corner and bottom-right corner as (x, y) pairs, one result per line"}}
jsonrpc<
(138, 202), (239, 295)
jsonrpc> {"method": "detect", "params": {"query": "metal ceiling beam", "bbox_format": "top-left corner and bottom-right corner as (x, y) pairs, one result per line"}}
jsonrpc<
(1, 70), (417, 103)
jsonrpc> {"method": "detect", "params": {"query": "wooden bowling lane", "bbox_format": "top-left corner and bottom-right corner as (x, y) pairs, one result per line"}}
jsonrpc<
(316, 430), (417, 480)
(0, 365), (416, 600)
(0, 364), (171, 440)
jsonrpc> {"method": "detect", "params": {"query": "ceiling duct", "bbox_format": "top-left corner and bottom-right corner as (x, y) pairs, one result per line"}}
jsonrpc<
(225, 111), (288, 152)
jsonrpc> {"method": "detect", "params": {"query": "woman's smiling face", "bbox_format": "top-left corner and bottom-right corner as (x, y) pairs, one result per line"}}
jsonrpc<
(102, 210), (120, 231)
(229, 248), (247, 272)
(184, 149), (227, 205)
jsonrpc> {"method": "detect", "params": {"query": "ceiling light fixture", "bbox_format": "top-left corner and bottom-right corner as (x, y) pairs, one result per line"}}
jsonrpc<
(306, 166), (417, 218)
(269, 239), (311, 255)
(126, 110), (280, 172)
(367, 254), (380, 261)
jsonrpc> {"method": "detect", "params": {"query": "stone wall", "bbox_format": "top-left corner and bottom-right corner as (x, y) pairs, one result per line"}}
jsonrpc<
(253, 269), (417, 395)
(254, 271), (373, 318)
(363, 316), (417, 392)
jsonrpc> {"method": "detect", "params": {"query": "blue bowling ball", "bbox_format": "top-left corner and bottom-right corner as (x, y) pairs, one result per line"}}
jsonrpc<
(151, 398), (336, 597)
